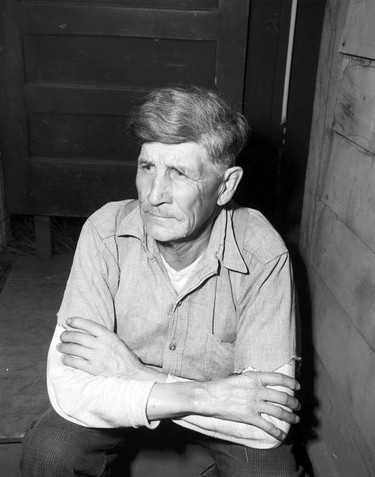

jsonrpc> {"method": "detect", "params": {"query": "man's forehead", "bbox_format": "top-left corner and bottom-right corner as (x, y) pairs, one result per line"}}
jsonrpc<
(139, 142), (211, 169)
(140, 141), (206, 157)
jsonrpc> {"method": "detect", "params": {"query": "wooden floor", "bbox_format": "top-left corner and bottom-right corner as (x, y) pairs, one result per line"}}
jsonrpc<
(0, 254), (216, 477)
(0, 254), (73, 441)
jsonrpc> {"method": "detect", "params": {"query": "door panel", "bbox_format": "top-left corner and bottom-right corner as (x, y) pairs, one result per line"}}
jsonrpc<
(24, 36), (216, 86)
(0, 0), (250, 217)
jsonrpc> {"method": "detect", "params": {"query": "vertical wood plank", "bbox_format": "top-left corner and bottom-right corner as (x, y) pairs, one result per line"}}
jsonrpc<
(340, 0), (375, 59)
(320, 134), (375, 252)
(307, 350), (375, 477)
(299, 0), (350, 259)
(311, 246), (375, 449)
(332, 56), (375, 154)
(300, 0), (375, 474)
(215, 0), (250, 106)
(312, 203), (375, 350)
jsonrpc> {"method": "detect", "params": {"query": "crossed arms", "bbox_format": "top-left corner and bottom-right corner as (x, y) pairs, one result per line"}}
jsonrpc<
(48, 316), (300, 448)
(48, 211), (300, 447)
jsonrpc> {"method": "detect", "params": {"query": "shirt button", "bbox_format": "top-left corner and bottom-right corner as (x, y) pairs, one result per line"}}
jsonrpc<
(169, 342), (177, 351)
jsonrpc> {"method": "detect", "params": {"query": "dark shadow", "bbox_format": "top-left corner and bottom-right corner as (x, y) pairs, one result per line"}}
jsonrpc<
(283, 235), (320, 477)
(234, 134), (302, 233)
(234, 134), (320, 474)
(234, 135), (280, 225)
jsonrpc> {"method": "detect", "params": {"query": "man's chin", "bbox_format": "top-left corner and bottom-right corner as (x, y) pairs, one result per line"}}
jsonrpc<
(146, 225), (184, 243)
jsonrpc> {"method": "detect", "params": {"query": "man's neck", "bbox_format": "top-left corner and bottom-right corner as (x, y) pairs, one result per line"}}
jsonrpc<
(156, 210), (220, 272)
(157, 230), (211, 271)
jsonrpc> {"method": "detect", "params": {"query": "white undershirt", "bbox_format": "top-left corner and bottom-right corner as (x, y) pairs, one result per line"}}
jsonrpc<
(161, 254), (202, 294)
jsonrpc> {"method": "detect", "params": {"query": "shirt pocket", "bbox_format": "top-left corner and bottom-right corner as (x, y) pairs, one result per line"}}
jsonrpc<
(203, 333), (235, 380)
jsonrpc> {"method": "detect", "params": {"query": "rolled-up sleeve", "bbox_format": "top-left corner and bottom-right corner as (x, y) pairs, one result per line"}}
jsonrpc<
(47, 325), (157, 429)
(235, 252), (297, 374)
(48, 218), (157, 429)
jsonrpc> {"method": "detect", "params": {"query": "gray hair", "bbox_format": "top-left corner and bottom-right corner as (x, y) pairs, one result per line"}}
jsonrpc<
(128, 86), (250, 169)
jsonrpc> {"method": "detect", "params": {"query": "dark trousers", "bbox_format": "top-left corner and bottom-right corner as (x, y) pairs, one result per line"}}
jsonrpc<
(20, 407), (304, 477)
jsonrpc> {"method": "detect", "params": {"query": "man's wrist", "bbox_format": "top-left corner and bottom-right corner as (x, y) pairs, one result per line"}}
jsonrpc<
(189, 381), (214, 417)
(146, 380), (209, 421)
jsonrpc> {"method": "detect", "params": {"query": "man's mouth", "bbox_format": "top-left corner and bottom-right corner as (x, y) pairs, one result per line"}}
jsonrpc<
(148, 213), (174, 219)
(145, 209), (175, 219)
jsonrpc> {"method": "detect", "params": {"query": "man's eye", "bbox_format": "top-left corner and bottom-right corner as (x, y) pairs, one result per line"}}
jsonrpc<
(172, 169), (185, 177)
(141, 164), (152, 171)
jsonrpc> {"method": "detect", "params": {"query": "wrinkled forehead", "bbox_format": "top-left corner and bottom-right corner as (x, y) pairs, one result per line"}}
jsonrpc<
(139, 141), (217, 172)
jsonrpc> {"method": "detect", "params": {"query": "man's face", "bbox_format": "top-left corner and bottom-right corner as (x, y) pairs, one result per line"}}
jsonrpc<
(136, 142), (224, 243)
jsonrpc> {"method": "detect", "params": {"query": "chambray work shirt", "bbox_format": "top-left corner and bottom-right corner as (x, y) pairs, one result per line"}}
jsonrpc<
(48, 199), (297, 447)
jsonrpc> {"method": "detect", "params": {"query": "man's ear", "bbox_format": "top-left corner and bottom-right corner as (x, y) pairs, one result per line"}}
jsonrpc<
(217, 166), (243, 206)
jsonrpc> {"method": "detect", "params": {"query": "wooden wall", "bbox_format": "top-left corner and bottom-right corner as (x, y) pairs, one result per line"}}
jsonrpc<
(300, 0), (375, 475)
(0, 157), (7, 248)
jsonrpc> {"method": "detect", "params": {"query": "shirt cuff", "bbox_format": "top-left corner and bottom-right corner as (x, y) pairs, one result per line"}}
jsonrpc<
(120, 380), (159, 429)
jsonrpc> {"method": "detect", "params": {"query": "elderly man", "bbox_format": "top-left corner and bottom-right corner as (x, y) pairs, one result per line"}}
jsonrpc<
(21, 86), (302, 476)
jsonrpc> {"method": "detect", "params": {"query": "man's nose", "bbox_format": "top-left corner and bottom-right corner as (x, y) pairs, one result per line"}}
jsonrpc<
(148, 173), (171, 205)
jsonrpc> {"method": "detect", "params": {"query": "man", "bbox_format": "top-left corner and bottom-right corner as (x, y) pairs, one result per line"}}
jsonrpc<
(21, 86), (302, 476)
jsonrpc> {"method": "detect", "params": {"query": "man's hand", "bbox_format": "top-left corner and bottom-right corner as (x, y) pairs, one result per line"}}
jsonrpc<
(57, 317), (143, 377)
(59, 318), (300, 440)
(148, 371), (300, 441)
(201, 371), (300, 440)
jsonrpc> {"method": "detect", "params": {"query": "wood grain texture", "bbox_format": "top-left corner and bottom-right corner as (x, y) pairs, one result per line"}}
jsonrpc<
(320, 133), (375, 252)
(29, 113), (137, 161)
(332, 56), (375, 154)
(25, 85), (148, 115)
(18, 4), (219, 40)
(340, 0), (375, 59)
(299, 0), (350, 259)
(307, 350), (375, 477)
(20, 0), (218, 7)
(214, 0), (250, 106)
(2, 0), (250, 216)
(312, 202), (375, 350)
(299, 0), (375, 472)
(24, 35), (216, 86)
(0, 255), (72, 439)
(28, 158), (138, 217)
(311, 269), (375, 457)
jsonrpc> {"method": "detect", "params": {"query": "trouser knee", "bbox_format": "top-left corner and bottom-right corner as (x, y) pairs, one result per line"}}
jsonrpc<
(20, 407), (127, 477)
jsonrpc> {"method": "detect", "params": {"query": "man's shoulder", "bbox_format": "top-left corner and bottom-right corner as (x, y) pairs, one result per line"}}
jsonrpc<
(87, 199), (139, 239)
(232, 205), (288, 264)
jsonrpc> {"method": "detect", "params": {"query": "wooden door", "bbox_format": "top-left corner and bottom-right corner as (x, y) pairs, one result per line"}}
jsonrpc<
(0, 0), (250, 217)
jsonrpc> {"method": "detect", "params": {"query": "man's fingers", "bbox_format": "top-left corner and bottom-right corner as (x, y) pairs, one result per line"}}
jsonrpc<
(58, 342), (93, 360)
(250, 371), (300, 391)
(260, 403), (300, 425)
(251, 416), (286, 441)
(60, 330), (96, 348)
(66, 317), (110, 337)
(262, 388), (300, 410)
(62, 355), (94, 375)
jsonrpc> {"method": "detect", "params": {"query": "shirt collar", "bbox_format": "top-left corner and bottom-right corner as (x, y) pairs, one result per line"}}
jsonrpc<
(116, 200), (248, 274)
(207, 203), (248, 274)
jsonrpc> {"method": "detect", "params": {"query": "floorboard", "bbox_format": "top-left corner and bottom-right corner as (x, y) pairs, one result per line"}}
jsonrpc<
(0, 254), (72, 440)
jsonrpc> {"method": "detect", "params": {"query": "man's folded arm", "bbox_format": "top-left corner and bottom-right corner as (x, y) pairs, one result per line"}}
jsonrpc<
(47, 325), (159, 429)
(49, 324), (298, 448)
(164, 362), (296, 449)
